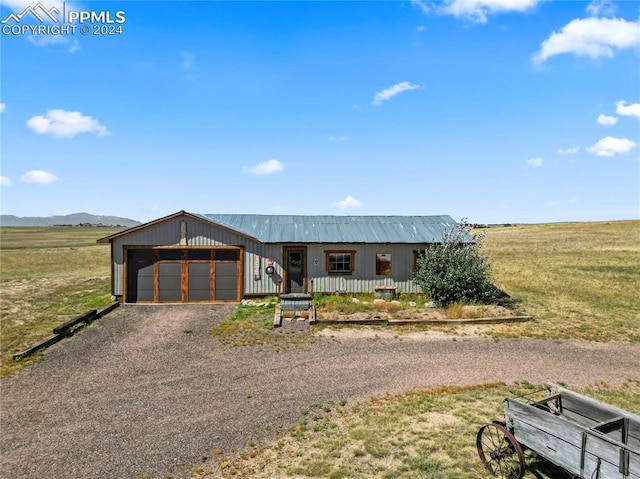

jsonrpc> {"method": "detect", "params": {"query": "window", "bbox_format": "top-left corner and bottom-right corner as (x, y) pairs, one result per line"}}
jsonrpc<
(325, 250), (355, 275)
(188, 250), (212, 261)
(157, 249), (183, 261)
(128, 249), (154, 262)
(215, 249), (239, 261)
(376, 253), (391, 275)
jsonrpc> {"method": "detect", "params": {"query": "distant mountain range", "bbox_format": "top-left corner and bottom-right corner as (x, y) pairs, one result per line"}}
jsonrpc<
(0, 213), (141, 227)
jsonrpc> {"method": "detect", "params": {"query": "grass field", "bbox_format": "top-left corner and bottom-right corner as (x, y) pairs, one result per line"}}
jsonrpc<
(190, 380), (640, 479)
(480, 220), (639, 343)
(1, 221), (638, 377)
(2, 221), (639, 478)
(0, 227), (123, 377)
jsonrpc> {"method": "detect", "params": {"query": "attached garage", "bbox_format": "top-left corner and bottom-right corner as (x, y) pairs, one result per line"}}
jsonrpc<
(125, 247), (242, 303)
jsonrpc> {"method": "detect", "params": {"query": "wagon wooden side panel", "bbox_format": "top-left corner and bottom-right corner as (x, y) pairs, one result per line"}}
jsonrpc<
(631, 452), (640, 477)
(479, 384), (640, 479)
(506, 397), (584, 476)
(582, 432), (640, 479)
(552, 385), (640, 442)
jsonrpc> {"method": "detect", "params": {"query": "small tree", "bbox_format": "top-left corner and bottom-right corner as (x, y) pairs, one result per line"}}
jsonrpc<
(412, 221), (499, 307)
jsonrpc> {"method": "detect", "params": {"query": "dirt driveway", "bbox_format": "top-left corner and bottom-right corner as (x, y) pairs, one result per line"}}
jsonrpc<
(2, 305), (639, 479)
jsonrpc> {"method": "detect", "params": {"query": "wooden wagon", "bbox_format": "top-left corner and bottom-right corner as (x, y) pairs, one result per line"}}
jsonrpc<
(477, 384), (640, 479)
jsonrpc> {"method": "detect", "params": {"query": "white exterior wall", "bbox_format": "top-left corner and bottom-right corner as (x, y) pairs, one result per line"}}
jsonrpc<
(110, 215), (429, 298)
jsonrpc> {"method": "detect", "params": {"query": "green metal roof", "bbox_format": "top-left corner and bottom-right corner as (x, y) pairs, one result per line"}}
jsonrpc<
(196, 214), (466, 244)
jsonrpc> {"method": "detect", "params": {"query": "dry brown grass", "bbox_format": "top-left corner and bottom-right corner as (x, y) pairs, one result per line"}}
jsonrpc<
(0, 227), (123, 377)
(2, 220), (636, 379)
(479, 220), (639, 342)
(2, 223), (638, 478)
(315, 295), (514, 322)
(190, 380), (640, 479)
(444, 302), (485, 319)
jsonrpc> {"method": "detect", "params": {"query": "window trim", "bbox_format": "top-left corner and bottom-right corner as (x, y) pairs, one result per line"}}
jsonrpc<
(324, 250), (356, 275)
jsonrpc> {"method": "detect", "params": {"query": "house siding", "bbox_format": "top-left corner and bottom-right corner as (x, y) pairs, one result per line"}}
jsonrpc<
(109, 214), (433, 299)
(305, 243), (428, 294)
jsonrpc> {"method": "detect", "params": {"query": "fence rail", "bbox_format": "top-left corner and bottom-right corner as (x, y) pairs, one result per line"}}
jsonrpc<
(12, 302), (120, 360)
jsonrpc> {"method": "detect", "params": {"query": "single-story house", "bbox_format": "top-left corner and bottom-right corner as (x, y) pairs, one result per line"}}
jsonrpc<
(98, 211), (467, 303)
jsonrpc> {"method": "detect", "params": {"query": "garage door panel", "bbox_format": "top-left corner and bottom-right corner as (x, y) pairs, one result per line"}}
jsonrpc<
(128, 261), (154, 302)
(215, 288), (237, 301)
(188, 262), (211, 301)
(136, 264), (155, 302)
(216, 262), (237, 276)
(215, 262), (238, 301)
(158, 262), (182, 302)
(189, 290), (211, 301)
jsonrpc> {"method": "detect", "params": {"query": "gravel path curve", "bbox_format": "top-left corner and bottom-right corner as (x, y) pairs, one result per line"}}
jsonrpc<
(1, 305), (639, 479)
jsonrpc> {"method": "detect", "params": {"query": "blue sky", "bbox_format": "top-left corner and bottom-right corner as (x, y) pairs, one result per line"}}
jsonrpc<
(1, 0), (638, 224)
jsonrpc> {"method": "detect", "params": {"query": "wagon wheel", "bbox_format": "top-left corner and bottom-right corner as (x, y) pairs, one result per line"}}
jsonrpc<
(477, 422), (525, 479)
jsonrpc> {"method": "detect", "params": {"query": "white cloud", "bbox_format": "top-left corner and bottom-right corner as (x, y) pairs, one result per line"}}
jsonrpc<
(27, 34), (68, 47)
(616, 100), (640, 119)
(533, 17), (640, 64)
(435, 0), (541, 24)
(597, 114), (618, 126)
(0, 176), (12, 186)
(526, 157), (544, 167)
(243, 159), (284, 176)
(416, 25), (425, 33)
(558, 146), (580, 155)
(586, 136), (637, 157)
(334, 195), (362, 209)
(411, 0), (541, 23)
(26, 109), (110, 138)
(410, 0), (430, 15)
(0, 103), (6, 113)
(372, 82), (421, 106)
(586, 0), (617, 17)
(21, 170), (58, 184)
(24, 33), (79, 53)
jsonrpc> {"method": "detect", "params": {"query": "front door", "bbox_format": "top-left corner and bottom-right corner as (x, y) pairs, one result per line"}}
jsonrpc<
(284, 247), (306, 294)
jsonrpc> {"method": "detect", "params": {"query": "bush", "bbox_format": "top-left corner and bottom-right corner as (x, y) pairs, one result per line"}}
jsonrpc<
(412, 221), (500, 307)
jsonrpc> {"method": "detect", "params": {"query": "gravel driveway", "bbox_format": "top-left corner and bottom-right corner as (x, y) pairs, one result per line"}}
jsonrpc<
(2, 305), (639, 479)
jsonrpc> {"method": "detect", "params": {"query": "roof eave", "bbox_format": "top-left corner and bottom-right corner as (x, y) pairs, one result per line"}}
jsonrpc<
(96, 210), (262, 244)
